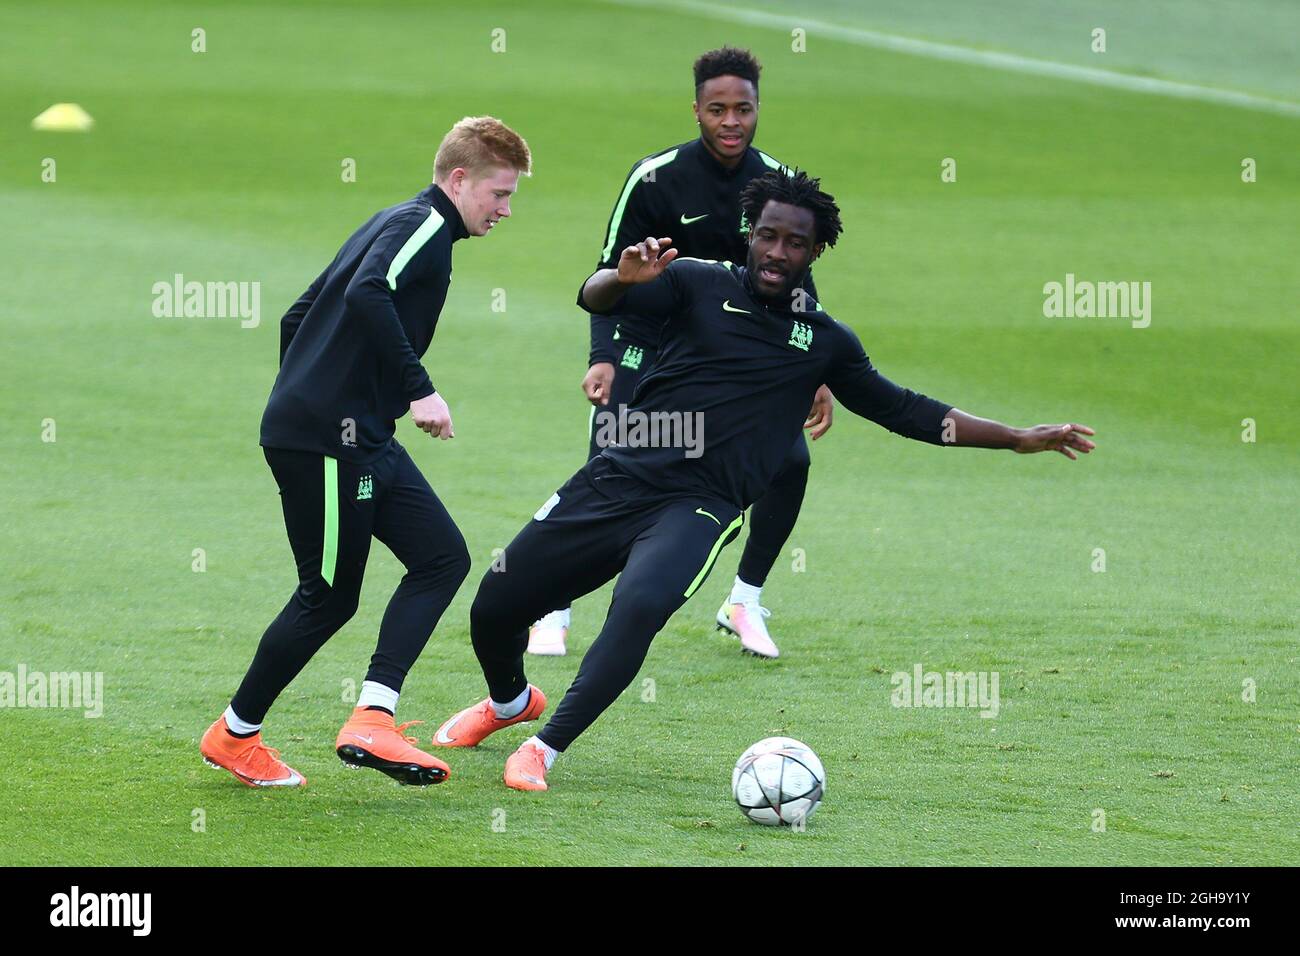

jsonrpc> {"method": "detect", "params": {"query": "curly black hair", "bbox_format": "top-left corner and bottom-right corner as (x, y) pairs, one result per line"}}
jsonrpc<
(739, 168), (843, 247)
(693, 46), (761, 96)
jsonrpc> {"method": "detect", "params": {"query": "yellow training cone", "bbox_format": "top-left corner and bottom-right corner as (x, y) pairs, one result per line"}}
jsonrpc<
(32, 103), (94, 132)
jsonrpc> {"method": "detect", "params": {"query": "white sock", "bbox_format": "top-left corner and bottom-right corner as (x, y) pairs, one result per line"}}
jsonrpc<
(357, 680), (400, 713)
(729, 576), (762, 606)
(223, 705), (261, 736)
(491, 685), (532, 719)
(526, 735), (558, 769)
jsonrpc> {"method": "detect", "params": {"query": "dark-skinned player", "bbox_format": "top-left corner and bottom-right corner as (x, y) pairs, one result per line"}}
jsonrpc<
(433, 169), (1096, 791)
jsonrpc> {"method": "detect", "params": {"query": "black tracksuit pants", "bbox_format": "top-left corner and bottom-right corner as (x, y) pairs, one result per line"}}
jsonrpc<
(471, 454), (743, 751)
(230, 441), (470, 724)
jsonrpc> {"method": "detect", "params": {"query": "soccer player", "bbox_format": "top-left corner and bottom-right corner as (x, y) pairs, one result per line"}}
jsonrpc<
(527, 46), (831, 660)
(200, 116), (531, 788)
(434, 169), (1095, 791)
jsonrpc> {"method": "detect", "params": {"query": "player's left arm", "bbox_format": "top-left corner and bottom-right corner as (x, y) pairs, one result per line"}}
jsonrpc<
(825, 323), (1096, 458)
(939, 409), (1097, 458)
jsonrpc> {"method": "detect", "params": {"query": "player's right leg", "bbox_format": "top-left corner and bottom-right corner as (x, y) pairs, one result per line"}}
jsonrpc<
(527, 345), (654, 657)
(510, 494), (744, 790)
(716, 432), (810, 658)
(437, 457), (638, 749)
(201, 448), (374, 788)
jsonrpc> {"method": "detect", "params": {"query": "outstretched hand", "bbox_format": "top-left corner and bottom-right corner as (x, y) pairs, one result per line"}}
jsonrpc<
(617, 236), (677, 284)
(1014, 423), (1096, 459)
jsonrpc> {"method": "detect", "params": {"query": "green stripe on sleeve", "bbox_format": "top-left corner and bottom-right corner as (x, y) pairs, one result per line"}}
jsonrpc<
(321, 457), (339, 587)
(683, 512), (744, 599)
(386, 206), (445, 291)
(599, 149), (679, 262)
(757, 150), (791, 174)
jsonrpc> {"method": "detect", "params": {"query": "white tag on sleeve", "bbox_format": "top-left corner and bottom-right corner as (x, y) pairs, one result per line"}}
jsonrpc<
(533, 492), (561, 521)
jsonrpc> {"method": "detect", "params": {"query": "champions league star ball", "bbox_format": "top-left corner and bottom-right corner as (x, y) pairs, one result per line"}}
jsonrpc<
(731, 737), (825, 826)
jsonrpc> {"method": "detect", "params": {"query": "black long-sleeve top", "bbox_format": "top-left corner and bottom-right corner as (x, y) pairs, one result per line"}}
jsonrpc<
(578, 258), (952, 509)
(260, 183), (469, 463)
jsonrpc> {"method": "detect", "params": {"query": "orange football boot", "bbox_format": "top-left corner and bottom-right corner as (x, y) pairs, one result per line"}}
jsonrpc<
(200, 716), (306, 788)
(504, 742), (550, 792)
(432, 685), (547, 748)
(335, 707), (450, 786)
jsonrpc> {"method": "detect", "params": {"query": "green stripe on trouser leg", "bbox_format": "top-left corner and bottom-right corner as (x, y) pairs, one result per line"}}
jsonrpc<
(322, 457), (339, 586)
(684, 513), (744, 598)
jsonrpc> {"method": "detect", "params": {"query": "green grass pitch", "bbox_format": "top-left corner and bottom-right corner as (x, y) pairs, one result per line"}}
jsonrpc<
(0, 0), (1296, 865)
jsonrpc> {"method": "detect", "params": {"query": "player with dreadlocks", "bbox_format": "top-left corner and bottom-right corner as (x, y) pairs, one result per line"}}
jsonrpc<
(431, 168), (1096, 790)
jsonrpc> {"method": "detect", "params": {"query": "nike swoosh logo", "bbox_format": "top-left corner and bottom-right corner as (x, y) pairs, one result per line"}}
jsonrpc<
(680, 213), (708, 224)
(721, 300), (751, 314)
(243, 770), (303, 787)
(695, 508), (721, 525)
(349, 733), (374, 744)
(435, 714), (464, 744)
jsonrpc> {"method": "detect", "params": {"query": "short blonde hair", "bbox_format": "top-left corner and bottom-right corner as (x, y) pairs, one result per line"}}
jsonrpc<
(434, 116), (532, 181)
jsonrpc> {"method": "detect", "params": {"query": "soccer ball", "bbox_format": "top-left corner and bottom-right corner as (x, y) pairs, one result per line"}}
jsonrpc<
(731, 736), (825, 826)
